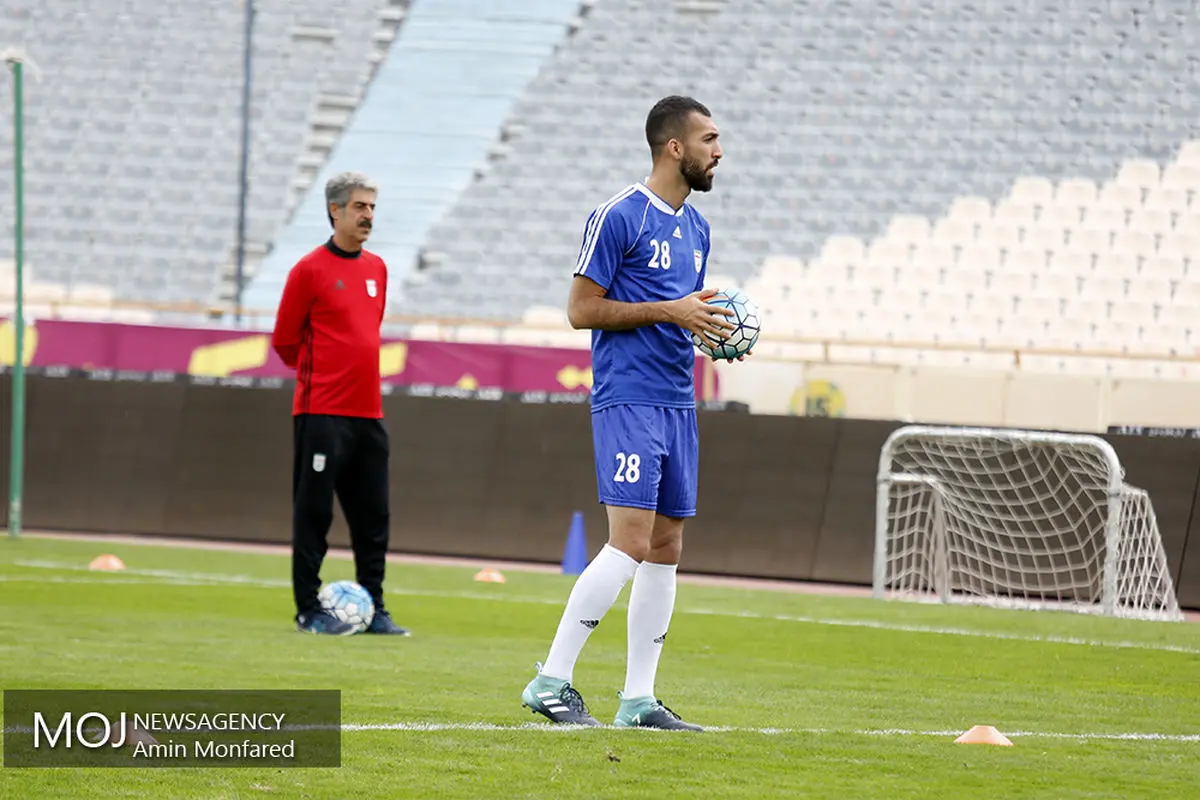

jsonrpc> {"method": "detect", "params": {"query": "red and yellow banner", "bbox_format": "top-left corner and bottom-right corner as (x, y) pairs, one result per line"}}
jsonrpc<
(0, 318), (718, 400)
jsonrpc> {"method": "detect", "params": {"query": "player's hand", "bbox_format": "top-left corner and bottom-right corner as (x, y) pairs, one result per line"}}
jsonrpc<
(667, 288), (736, 349)
(713, 350), (752, 363)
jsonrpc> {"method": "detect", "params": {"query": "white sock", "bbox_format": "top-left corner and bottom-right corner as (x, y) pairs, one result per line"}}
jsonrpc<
(622, 561), (677, 700)
(541, 544), (639, 682)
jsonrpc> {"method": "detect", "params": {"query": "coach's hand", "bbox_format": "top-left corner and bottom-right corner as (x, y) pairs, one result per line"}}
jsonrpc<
(667, 288), (736, 349)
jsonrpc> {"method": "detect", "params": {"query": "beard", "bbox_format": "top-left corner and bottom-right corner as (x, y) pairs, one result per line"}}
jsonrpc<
(681, 153), (715, 192)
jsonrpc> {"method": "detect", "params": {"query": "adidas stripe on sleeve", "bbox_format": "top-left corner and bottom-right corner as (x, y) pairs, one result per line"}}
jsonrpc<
(572, 186), (637, 290)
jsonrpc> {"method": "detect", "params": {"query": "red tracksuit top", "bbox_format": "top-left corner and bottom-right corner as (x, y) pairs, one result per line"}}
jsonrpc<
(271, 238), (387, 419)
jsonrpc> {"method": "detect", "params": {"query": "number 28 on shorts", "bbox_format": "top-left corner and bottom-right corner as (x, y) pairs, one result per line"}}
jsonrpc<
(591, 405), (699, 518)
(613, 452), (641, 483)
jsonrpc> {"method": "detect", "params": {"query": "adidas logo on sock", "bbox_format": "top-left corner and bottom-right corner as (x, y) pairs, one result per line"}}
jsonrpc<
(653, 632), (668, 644)
(580, 619), (600, 630)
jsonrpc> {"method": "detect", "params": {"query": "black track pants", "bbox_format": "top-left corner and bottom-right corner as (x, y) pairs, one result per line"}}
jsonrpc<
(291, 413), (390, 616)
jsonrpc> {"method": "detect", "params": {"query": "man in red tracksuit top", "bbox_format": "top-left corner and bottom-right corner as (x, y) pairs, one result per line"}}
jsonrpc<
(272, 171), (410, 636)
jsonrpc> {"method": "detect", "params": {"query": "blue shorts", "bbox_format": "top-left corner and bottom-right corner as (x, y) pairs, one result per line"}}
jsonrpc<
(591, 405), (699, 518)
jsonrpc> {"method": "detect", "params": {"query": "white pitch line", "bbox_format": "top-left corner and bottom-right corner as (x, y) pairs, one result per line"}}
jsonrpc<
(3, 721), (1196, 742)
(0, 575), (251, 587)
(321, 724), (1200, 743)
(9, 560), (563, 603)
(685, 607), (1200, 655)
(329, 722), (1200, 742)
(8, 560), (1200, 656)
(12, 560), (293, 588)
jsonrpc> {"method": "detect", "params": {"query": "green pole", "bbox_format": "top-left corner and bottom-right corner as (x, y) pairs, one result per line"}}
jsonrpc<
(9, 58), (25, 539)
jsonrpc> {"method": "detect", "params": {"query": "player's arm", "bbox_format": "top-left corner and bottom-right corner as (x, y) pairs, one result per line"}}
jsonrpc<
(271, 261), (314, 369)
(568, 276), (733, 348)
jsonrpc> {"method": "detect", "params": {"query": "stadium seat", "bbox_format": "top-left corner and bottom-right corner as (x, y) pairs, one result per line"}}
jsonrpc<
(948, 196), (993, 224)
(1054, 178), (1098, 210)
(1115, 159), (1161, 189)
(0, 0), (401, 309)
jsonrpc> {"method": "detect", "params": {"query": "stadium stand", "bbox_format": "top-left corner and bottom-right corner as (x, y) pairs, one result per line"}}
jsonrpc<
(0, 0), (1197, 407)
(239, 0), (588, 318)
(0, 0), (398, 318)
(752, 140), (1200, 380)
(402, 0), (1200, 371)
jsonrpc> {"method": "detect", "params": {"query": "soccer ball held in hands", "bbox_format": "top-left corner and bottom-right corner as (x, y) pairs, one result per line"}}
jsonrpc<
(692, 287), (760, 362)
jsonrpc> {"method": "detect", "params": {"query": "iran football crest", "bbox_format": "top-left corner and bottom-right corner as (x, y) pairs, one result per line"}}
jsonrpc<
(365, 279), (378, 298)
(693, 249), (703, 273)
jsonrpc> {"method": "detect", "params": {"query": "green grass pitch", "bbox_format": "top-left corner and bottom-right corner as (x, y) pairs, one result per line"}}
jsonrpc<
(1, 534), (1198, 799)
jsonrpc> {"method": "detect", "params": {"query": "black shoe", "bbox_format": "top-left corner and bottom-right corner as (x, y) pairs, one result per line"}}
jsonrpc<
(613, 695), (704, 731)
(296, 609), (356, 636)
(364, 608), (412, 636)
(521, 664), (602, 726)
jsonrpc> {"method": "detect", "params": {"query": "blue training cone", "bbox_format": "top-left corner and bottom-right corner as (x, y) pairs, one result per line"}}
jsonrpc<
(562, 511), (589, 575)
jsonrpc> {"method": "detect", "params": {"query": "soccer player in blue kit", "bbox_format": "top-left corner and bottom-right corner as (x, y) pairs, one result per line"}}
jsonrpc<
(521, 96), (744, 731)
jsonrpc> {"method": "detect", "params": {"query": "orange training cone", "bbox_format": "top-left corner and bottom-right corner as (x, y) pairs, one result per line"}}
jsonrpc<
(954, 725), (1014, 746)
(88, 554), (126, 572)
(473, 568), (506, 584)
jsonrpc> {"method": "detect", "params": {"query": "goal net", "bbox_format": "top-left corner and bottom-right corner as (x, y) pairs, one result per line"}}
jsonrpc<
(873, 425), (1182, 622)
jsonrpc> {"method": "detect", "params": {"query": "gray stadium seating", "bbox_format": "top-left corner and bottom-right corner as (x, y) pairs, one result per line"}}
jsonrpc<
(0, 0), (397, 313)
(401, 0), (1200, 341)
(240, 0), (584, 319)
(0, 0), (1197, 373)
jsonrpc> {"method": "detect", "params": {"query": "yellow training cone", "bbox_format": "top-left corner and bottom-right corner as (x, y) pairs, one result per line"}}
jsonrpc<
(954, 725), (1014, 746)
(88, 554), (126, 572)
(473, 568), (506, 584)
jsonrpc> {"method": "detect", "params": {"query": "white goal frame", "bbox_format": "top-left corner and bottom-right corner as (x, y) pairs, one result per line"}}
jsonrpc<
(873, 425), (1183, 622)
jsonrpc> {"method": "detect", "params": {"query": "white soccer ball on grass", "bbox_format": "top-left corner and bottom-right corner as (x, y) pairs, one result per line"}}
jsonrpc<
(317, 580), (376, 633)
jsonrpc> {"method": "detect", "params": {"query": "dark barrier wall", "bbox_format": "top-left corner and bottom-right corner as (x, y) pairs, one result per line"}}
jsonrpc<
(3, 374), (1198, 610)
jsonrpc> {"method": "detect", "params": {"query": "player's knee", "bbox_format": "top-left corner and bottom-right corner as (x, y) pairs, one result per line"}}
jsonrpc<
(647, 517), (684, 564)
(607, 537), (649, 563)
(604, 505), (656, 562)
(647, 534), (682, 564)
(607, 528), (651, 561)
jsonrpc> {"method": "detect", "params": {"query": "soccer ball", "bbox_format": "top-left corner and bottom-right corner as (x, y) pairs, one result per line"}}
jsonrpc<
(692, 287), (761, 361)
(317, 580), (375, 633)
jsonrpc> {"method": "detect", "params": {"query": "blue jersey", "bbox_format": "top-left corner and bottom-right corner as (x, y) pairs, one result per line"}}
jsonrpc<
(572, 182), (711, 413)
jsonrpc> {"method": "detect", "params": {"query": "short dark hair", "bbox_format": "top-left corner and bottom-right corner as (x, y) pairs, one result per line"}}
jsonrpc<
(645, 95), (711, 158)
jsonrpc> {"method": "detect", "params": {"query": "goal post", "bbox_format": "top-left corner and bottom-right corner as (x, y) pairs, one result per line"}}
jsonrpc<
(873, 425), (1183, 622)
